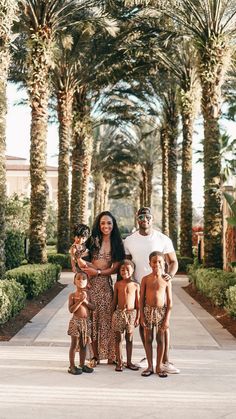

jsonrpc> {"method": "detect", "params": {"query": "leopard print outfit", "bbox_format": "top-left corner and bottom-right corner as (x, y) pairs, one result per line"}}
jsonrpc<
(112, 308), (136, 334)
(144, 304), (166, 330)
(67, 316), (92, 347)
(89, 249), (116, 361)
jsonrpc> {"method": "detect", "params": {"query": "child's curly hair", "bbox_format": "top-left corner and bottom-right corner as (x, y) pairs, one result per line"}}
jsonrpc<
(73, 223), (90, 238)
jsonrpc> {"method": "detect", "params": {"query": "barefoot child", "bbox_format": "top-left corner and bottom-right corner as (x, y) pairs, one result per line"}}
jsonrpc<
(68, 271), (95, 375)
(112, 260), (140, 372)
(70, 224), (90, 273)
(140, 251), (172, 378)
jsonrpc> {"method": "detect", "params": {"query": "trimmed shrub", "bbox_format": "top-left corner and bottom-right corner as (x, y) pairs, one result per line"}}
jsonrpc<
(226, 285), (236, 318)
(48, 253), (71, 270)
(0, 279), (26, 324)
(187, 267), (236, 307)
(5, 230), (25, 270)
(178, 257), (194, 272)
(5, 263), (61, 299)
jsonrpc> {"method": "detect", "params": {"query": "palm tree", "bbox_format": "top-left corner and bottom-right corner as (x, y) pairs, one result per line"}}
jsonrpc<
(18, 0), (78, 263)
(165, 0), (236, 266)
(157, 40), (200, 257)
(0, 0), (18, 275)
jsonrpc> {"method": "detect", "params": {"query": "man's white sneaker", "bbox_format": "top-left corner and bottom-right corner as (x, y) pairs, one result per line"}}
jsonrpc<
(162, 363), (180, 374)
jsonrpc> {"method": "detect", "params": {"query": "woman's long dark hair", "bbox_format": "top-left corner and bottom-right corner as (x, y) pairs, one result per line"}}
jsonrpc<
(87, 211), (125, 262)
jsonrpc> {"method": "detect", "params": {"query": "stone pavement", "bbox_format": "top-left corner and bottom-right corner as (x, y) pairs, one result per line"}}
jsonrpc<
(0, 272), (236, 419)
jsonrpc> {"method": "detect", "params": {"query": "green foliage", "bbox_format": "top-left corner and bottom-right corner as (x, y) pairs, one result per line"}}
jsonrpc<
(226, 285), (236, 318)
(177, 257), (194, 272)
(48, 253), (71, 270)
(187, 267), (236, 307)
(5, 263), (61, 299)
(46, 202), (57, 242)
(5, 195), (30, 234)
(5, 230), (25, 270)
(223, 192), (236, 227)
(0, 279), (26, 324)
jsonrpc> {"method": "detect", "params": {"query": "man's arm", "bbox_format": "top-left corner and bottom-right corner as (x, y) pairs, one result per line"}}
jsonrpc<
(140, 278), (146, 327)
(161, 282), (173, 331)
(164, 251), (178, 280)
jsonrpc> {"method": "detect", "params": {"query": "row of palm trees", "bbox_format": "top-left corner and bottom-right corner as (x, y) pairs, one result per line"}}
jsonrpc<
(1, 0), (236, 275)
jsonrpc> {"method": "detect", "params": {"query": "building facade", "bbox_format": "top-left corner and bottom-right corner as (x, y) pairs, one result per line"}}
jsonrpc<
(6, 155), (58, 202)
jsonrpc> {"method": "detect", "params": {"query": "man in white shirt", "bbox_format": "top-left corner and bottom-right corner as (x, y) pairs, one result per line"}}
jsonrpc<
(124, 207), (180, 374)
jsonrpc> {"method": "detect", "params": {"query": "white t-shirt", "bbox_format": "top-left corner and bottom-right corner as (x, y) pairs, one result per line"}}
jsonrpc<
(124, 229), (175, 283)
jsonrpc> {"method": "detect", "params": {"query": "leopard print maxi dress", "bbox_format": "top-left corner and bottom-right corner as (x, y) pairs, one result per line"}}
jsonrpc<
(89, 249), (116, 361)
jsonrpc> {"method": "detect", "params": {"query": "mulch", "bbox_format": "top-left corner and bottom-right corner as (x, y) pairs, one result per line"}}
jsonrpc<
(183, 282), (236, 338)
(0, 282), (66, 341)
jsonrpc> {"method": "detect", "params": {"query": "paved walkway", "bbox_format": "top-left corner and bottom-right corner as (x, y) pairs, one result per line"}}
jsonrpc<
(0, 273), (236, 419)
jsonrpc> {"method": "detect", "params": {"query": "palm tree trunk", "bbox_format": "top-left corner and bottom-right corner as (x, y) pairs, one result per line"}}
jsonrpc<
(202, 86), (222, 267)
(160, 126), (169, 236)
(167, 98), (179, 249)
(57, 89), (73, 253)
(28, 40), (49, 263)
(93, 172), (105, 218)
(103, 178), (111, 211)
(146, 163), (153, 208)
(199, 46), (225, 268)
(80, 134), (93, 224)
(0, 0), (17, 274)
(70, 87), (91, 234)
(180, 95), (194, 258)
(0, 64), (8, 276)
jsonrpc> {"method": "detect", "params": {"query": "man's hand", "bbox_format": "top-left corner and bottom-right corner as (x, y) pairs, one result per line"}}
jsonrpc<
(163, 273), (173, 282)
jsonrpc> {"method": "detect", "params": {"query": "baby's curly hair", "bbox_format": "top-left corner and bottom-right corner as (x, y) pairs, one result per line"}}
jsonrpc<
(73, 223), (90, 238)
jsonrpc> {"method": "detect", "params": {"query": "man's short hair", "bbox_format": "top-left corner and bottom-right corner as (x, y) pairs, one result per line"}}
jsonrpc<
(137, 207), (152, 216)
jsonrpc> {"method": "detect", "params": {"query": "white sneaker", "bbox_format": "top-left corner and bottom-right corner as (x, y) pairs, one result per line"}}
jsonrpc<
(162, 362), (180, 374)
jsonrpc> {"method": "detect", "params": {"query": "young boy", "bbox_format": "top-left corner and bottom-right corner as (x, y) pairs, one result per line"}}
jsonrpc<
(70, 224), (90, 273)
(140, 251), (172, 378)
(112, 260), (140, 372)
(67, 271), (95, 375)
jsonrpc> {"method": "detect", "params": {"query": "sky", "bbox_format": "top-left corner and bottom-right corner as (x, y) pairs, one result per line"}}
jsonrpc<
(7, 82), (235, 213)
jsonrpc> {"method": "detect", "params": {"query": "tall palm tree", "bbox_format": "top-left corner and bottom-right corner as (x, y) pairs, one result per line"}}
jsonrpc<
(157, 40), (200, 257)
(18, 0), (77, 263)
(0, 0), (18, 275)
(165, 0), (236, 266)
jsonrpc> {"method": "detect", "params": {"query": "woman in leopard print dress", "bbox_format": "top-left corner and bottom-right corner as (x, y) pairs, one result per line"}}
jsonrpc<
(80, 211), (125, 364)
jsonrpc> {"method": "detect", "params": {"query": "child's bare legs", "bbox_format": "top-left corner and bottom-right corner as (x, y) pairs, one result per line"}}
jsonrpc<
(156, 329), (165, 374)
(125, 332), (133, 367)
(69, 336), (78, 368)
(68, 336), (83, 374)
(143, 328), (154, 372)
(115, 331), (123, 370)
(79, 337), (86, 367)
(163, 328), (169, 364)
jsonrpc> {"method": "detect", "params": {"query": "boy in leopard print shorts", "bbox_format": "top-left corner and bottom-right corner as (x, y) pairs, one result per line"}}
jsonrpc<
(112, 260), (140, 372)
(140, 251), (172, 378)
(67, 272), (95, 375)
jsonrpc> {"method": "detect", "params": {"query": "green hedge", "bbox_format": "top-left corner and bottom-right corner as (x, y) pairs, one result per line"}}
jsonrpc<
(226, 285), (236, 318)
(0, 279), (26, 324)
(48, 253), (71, 270)
(187, 267), (236, 307)
(5, 230), (25, 270)
(177, 257), (194, 272)
(5, 263), (61, 299)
